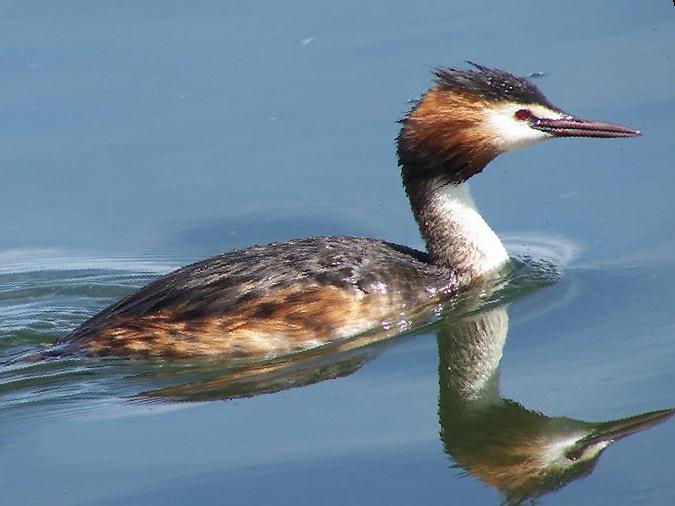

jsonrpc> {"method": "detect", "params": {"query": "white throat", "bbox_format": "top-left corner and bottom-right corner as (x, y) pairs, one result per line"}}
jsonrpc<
(430, 180), (509, 278)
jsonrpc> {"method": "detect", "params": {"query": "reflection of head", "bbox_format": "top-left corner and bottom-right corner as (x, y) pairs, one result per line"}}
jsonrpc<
(439, 397), (601, 505)
(437, 307), (673, 505)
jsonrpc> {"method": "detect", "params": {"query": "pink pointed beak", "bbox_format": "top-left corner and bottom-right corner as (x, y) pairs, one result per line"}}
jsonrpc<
(533, 115), (641, 138)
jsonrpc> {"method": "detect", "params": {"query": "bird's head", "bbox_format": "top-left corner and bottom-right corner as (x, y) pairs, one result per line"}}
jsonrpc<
(397, 62), (640, 185)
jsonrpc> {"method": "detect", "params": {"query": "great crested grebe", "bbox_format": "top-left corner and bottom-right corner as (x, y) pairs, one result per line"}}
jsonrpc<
(55, 62), (639, 359)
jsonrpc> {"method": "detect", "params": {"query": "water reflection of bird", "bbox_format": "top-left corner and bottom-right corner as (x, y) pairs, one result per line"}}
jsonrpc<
(55, 62), (639, 359)
(135, 299), (673, 504)
(436, 307), (674, 505)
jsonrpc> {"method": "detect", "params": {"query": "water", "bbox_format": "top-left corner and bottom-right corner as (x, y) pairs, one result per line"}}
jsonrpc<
(1, 1), (675, 504)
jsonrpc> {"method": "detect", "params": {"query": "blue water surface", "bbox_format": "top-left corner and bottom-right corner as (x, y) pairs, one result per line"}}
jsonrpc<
(1, 1), (675, 505)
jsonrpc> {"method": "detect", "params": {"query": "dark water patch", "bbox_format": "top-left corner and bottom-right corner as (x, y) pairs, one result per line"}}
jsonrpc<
(169, 211), (376, 257)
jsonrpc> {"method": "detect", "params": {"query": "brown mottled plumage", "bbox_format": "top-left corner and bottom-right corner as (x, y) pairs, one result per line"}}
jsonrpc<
(57, 237), (457, 358)
(76, 285), (423, 358)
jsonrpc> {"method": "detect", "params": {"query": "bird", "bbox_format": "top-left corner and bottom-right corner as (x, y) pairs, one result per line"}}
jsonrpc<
(54, 62), (640, 359)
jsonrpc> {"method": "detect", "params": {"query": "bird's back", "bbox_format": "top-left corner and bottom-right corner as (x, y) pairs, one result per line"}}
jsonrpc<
(57, 236), (457, 358)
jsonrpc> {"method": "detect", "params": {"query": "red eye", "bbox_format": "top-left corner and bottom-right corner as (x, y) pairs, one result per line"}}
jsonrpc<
(515, 109), (532, 121)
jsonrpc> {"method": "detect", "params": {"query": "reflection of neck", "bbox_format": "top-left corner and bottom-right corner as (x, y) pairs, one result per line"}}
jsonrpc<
(436, 304), (675, 504)
(437, 306), (509, 405)
(405, 178), (509, 280)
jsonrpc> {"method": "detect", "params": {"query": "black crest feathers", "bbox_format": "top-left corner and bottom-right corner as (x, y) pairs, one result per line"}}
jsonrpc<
(434, 61), (555, 107)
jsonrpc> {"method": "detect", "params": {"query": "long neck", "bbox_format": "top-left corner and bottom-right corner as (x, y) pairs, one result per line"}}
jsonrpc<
(404, 175), (509, 280)
(397, 88), (509, 281)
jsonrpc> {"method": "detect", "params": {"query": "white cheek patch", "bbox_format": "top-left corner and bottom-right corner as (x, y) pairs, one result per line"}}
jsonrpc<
(486, 103), (564, 152)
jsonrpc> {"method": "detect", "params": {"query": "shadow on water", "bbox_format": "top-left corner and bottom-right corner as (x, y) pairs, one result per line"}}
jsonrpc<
(1, 251), (673, 504)
(168, 211), (375, 256)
